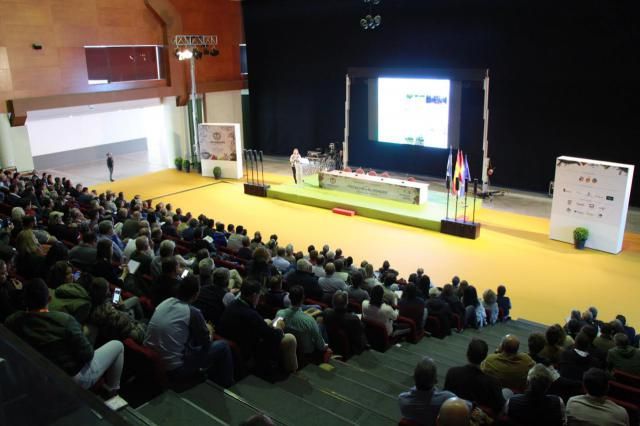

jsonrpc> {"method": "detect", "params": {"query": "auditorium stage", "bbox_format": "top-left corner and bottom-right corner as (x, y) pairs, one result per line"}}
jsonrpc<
(266, 174), (482, 231)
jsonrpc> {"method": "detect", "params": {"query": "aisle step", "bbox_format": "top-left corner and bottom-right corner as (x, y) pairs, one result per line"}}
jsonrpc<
(298, 364), (400, 420)
(230, 374), (355, 426)
(347, 351), (414, 387)
(329, 359), (411, 395)
(137, 391), (227, 425)
(181, 381), (282, 425)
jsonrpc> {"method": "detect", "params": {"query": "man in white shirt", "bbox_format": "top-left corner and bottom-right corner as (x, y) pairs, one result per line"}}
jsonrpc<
(566, 367), (629, 426)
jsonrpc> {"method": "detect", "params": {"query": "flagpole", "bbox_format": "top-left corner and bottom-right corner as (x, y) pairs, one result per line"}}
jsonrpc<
(472, 179), (478, 223)
(454, 178), (459, 221)
(445, 177), (450, 219)
(463, 180), (468, 223)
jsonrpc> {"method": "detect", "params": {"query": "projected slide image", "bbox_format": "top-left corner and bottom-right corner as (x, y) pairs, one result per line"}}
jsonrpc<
(378, 77), (450, 149)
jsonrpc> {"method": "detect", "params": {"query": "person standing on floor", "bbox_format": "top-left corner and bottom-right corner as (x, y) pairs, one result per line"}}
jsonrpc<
(106, 153), (114, 182)
(289, 148), (301, 184)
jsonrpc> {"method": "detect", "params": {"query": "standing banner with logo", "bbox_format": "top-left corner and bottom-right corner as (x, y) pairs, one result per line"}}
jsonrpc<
(198, 123), (243, 179)
(549, 156), (634, 254)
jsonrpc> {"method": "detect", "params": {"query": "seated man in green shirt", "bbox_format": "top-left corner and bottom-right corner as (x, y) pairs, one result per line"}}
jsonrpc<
(6, 278), (124, 397)
(276, 285), (328, 356)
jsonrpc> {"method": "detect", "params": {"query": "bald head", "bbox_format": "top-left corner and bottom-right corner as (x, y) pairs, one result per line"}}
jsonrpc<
(437, 397), (470, 426)
(500, 334), (520, 355)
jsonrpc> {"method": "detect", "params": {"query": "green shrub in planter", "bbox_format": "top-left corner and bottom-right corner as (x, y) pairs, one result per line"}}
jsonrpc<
(573, 227), (589, 249)
(182, 159), (191, 172)
(174, 157), (183, 171)
(213, 166), (222, 179)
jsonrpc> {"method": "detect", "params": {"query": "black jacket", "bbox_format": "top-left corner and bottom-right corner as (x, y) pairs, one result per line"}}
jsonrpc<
(444, 364), (505, 413)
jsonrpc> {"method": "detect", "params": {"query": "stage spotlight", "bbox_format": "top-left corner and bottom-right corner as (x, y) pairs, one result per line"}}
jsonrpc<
(178, 49), (193, 60)
(374, 15), (382, 26)
(360, 18), (368, 29)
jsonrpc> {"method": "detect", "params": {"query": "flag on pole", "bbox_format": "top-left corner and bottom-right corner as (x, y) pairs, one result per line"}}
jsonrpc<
(445, 147), (453, 189)
(452, 149), (462, 195)
(457, 150), (467, 198)
(463, 154), (471, 183)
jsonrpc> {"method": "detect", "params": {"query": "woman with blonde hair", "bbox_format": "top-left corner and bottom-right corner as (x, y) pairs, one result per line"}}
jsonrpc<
(482, 288), (499, 325)
(289, 148), (301, 183)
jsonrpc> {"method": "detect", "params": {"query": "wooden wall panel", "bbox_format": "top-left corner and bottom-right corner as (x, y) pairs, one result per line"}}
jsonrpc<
(0, 0), (244, 117)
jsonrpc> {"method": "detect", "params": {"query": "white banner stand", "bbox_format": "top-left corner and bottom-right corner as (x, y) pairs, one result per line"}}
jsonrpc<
(198, 123), (243, 179)
(549, 156), (635, 254)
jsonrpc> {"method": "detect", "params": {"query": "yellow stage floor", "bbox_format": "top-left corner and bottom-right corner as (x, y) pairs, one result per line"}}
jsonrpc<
(92, 169), (640, 328)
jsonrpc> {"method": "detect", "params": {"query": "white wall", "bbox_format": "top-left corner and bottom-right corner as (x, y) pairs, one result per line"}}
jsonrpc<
(204, 90), (243, 137)
(23, 98), (188, 168)
(0, 113), (34, 171)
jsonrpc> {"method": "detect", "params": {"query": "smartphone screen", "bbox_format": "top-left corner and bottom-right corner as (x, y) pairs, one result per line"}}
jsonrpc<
(181, 269), (189, 279)
(72, 271), (81, 281)
(112, 287), (121, 304)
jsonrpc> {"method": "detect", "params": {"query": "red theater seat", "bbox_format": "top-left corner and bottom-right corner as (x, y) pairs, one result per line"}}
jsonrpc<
(368, 170), (377, 176)
(355, 168), (365, 174)
(381, 172), (390, 177)
(343, 167), (352, 172)
(407, 177), (416, 182)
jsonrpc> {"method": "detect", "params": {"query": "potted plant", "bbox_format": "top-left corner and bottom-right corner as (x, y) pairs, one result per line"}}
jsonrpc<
(194, 161), (202, 174)
(174, 157), (183, 171)
(182, 159), (191, 173)
(213, 166), (222, 179)
(573, 227), (589, 249)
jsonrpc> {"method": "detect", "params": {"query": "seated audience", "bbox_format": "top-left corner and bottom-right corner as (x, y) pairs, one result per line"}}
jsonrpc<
(217, 281), (297, 374)
(444, 338), (506, 415)
(152, 257), (181, 306)
(246, 247), (277, 289)
(558, 332), (600, 381)
(504, 364), (565, 426)
(482, 289), (499, 325)
(144, 275), (234, 387)
(194, 264), (235, 325)
(333, 259), (349, 283)
(437, 397), (471, 426)
(275, 285), (327, 356)
(398, 283), (427, 333)
(462, 285), (486, 329)
(48, 264), (92, 324)
(6, 278), (124, 396)
(272, 247), (291, 273)
(88, 277), (145, 344)
(69, 230), (98, 271)
(593, 321), (616, 352)
(92, 239), (127, 287)
(362, 285), (409, 337)
(284, 259), (323, 301)
(607, 332), (640, 375)
(381, 273), (399, 306)
(318, 262), (347, 304)
(264, 275), (291, 310)
(539, 324), (570, 364)
(347, 270), (370, 305)
(481, 334), (535, 391)
(227, 225), (245, 252)
(615, 315), (636, 347)
(0, 259), (24, 322)
(426, 287), (453, 336)
(440, 284), (465, 319)
(566, 368), (629, 426)
(236, 236), (253, 261)
(323, 290), (367, 355)
(398, 356), (458, 426)
(362, 263), (381, 293)
(496, 284), (511, 320)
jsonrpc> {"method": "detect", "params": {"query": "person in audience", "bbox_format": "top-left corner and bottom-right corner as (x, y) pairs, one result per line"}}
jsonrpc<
(152, 257), (181, 306)
(558, 332), (600, 381)
(284, 259), (323, 301)
(615, 315), (636, 346)
(276, 285), (327, 357)
(15, 228), (46, 278)
(363, 285), (409, 337)
(426, 287), (453, 336)
(284, 244), (296, 264)
(180, 218), (199, 242)
(440, 284), (465, 319)
(539, 324), (572, 365)
(272, 247), (291, 273)
(362, 263), (381, 293)
(437, 397), (471, 426)
(566, 368), (629, 426)
(150, 239), (191, 278)
(444, 338), (506, 415)
(580, 324), (607, 367)
(607, 332), (640, 375)
(217, 281), (298, 375)
(48, 264), (92, 324)
(398, 283), (427, 333)
(0, 259), (24, 322)
(249, 231), (264, 251)
(121, 210), (141, 240)
(144, 275), (234, 387)
(6, 278), (124, 396)
(482, 289), (499, 325)
(246, 247), (277, 290)
(593, 321), (616, 352)
(227, 225), (245, 251)
(319, 262), (347, 304)
(126, 236), (154, 295)
(382, 273), (399, 306)
(69, 230), (98, 271)
(323, 290), (368, 355)
(481, 334), (535, 391)
(97, 220), (124, 261)
(194, 264), (235, 325)
(236, 236), (253, 261)
(93, 239), (128, 287)
(88, 277), (145, 344)
(462, 285), (486, 329)
(333, 258), (349, 282)
(398, 356), (458, 426)
(265, 275), (291, 310)
(312, 253), (326, 278)
(504, 364), (565, 426)
(347, 270), (370, 305)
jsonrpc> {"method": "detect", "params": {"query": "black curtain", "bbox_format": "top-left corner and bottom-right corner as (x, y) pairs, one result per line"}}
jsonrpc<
(243, 0), (640, 205)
